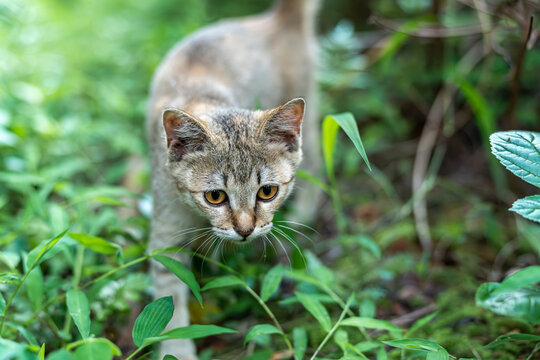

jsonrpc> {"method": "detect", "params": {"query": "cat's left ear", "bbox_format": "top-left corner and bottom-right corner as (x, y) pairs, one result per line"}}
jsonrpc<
(258, 98), (305, 151)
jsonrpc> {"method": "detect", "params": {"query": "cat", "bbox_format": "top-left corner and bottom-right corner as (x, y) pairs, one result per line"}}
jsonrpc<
(146, 0), (320, 358)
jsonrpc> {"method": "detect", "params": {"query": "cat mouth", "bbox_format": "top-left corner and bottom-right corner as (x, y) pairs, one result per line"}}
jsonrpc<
(212, 224), (272, 244)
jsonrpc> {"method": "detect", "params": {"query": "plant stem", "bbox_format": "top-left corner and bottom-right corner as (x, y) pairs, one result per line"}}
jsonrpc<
(310, 295), (353, 360)
(24, 255), (151, 326)
(241, 282), (295, 357)
(0, 268), (31, 335)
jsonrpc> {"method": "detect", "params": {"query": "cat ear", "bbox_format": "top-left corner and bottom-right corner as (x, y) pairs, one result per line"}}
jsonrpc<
(162, 108), (210, 161)
(258, 97), (305, 151)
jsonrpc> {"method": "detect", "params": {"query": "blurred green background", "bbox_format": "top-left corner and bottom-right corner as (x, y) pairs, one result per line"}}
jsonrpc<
(1, 0), (539, 359)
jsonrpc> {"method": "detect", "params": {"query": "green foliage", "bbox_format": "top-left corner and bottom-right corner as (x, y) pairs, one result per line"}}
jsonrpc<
(132, 296), (174, 347)
(66, 290), (91, 339)
(1, 0), (539, 359)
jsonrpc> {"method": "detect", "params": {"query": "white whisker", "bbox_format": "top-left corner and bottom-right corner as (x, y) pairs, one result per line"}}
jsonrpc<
(275, 220), (318, 234)
(274, 224), (314, 244)
(270, 231), (291, 268)
(273, 227), (306, 266)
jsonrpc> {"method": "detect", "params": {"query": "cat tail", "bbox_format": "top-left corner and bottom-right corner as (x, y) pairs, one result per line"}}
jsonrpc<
(272, 0), (320, 32)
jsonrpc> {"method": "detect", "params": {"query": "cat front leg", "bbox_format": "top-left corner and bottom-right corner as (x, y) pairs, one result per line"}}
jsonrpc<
(150, 252), (197, 360)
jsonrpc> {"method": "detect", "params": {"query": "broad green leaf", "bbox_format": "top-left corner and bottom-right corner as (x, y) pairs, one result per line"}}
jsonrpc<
(485, 333), (540, 348)
(202, 275), (243, 291)
(334, 329), (349, 351)
(260, 265), (284, 302)
(376, 346), (387, 360)
(359, 299), (375, 318)
(354, 341), (381, 352)
(65, 338), (120, 355)
(46, 349), (74, 360)
(0, 272), (20, 285)
(142, 324), (236, 347)
(382, 339), (444, 352)
(325, 113), (371, 171)
(490, 131), (540, 187)
(476, 282), (540, 324)
(26, 229), (68, 269)
(73, 341), (112, 360)
(25, 267), (43, 311)
(0, 337), (32, 360)
(162, 356), (178, 360)
(495, 266), (540, 294)
(293, 327), (307, 360)
(510, 196), (540, 223)
(132, 296), (174, 347)
(155, 255), (202, 306)
(68, 233), (119, 254)
(295, 292), (332, 332)
(67, 289), (91, 338)
(341, 317), (402, 335)
(427, 350), (449, 360)
(244, 324), (282, 345)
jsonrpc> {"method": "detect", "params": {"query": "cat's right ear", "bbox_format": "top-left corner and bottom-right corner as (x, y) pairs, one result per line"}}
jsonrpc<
(162, 108), (210, 161)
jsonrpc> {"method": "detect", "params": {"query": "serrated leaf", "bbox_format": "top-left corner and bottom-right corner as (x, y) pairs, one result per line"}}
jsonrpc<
(154, 255), (202, 306)
(66, 289), (91, 338)
(142, 324), (236, 347)
(476, 280), (540, 324)
(68, 233), (119, 254)
(132, 296), (174, 347)
(495, 266), (540, 294)
(295, 292), (332, 332)
(244, 324), (282, 345)
(341, 317), (402, 335)
(293, 327), (307, 360)
(382, 339), (444, 352)
(260, 265), (283, 302)
(427, 350), (449, 360)
(510, 196), (540, 223)
(490, 131), (540, 187)
(202, 275), (243, 291)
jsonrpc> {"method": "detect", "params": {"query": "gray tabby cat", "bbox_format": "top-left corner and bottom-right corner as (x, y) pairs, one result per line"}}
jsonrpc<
(146, 0), (320, 358)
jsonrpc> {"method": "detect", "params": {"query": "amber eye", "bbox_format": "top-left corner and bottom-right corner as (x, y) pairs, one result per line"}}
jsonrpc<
(257, 185), (278, 201)
(204, 190), (227, 205)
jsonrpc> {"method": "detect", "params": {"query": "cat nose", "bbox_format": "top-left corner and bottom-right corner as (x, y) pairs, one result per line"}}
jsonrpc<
(235, 228), (253, 238)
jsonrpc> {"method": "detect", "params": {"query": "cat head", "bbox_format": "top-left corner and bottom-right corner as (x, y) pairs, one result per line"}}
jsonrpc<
(162, 98), (305, 242)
